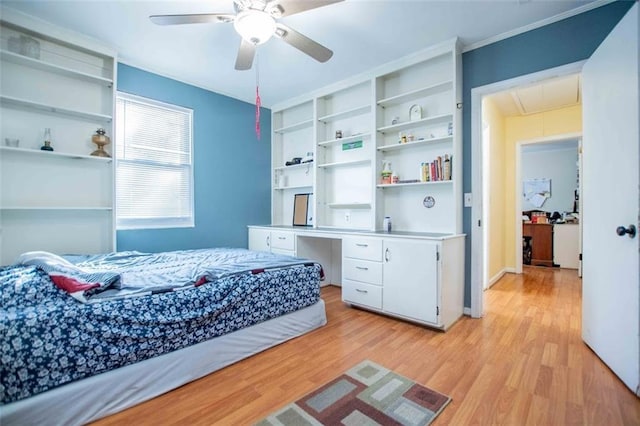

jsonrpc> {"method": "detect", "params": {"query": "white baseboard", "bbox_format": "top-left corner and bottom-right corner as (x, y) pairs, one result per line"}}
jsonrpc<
(463, 307), (472, 316)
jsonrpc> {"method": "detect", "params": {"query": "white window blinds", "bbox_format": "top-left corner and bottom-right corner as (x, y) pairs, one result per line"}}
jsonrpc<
(115, 92), (194, 230)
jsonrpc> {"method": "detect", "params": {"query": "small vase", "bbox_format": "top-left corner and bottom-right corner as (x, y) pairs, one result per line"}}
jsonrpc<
(41, 128), (54, 151)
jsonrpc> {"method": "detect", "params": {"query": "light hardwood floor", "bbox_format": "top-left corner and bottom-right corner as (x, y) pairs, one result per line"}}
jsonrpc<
(95, 267), (640, 425)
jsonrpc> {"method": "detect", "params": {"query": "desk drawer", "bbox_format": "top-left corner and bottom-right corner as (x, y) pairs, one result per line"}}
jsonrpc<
(271, 231), (295, 251)
(342, 280), (382, 310)
(343, 258), (382, 285)
(343, 237), (382, 261)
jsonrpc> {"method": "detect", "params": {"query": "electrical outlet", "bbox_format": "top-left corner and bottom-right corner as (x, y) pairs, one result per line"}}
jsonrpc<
(345, 212), (351, 222)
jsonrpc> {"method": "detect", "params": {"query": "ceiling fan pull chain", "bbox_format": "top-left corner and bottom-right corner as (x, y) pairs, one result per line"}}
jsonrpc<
(255, 51), (261, 140)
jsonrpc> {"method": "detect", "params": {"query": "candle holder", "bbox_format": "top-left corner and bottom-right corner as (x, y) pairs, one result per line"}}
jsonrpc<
(91, 128), (111, 158)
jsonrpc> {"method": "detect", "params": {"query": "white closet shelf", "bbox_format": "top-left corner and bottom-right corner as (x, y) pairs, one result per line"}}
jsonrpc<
(377, 180), (452, 188)
(317, 105), (370, 123)
(0, 49), (113, 87)
(317, 159), (371, 169)
(1, 206), (113, 211)
(327, 202), (372, 209)
(0, 95), (113, 122)
(377, 113), (453, 134)
(274, 162), (314, 171)
(0, 146), (113, 162)
(318, 133), (371, 147)
(273, 119), (314, 134)
(377, 136), (453, 151)
(377, 81), (453, 107)
(274, 184), (313, 190)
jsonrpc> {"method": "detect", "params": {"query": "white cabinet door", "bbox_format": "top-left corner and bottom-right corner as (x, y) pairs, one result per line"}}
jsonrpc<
(383, 239), (439, 324)
(248, 228), (271, 252)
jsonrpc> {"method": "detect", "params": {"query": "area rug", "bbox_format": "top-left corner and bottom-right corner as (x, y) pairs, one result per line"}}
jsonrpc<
(256, 360), (451, 426)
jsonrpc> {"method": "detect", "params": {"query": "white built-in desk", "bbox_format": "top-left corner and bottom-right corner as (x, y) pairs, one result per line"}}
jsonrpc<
(248, 225), (465, 331)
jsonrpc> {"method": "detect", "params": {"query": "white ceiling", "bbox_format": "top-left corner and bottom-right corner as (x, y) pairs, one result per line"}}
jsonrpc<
(2, 0), (599, 108)
(489, 73), (582, 117)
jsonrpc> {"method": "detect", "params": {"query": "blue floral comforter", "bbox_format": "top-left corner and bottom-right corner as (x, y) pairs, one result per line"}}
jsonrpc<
(0, 248), (322, 404)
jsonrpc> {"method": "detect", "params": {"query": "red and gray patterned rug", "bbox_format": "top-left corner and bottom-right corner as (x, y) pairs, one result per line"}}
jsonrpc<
(257, 360), (451, 426)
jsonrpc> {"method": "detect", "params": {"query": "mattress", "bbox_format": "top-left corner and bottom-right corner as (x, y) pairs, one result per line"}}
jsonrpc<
(1, 248), (323, 405)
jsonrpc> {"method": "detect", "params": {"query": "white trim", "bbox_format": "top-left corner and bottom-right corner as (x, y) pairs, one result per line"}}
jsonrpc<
(470, 61), (585, 319)
(463, 307), (472, 316)
(462, 0), (616, 53)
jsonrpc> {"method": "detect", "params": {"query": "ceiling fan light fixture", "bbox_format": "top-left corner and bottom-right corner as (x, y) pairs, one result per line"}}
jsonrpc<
(233, 9), (276, 45)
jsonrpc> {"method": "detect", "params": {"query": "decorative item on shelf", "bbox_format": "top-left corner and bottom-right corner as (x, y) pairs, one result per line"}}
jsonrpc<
(391, 116), (400, 125)
(4, 138), (19, 147)
(409, 104), (422, 121)
(335, 130), (342, 139)
(40, 128), (54, 151)
(301, 151), (314, 163)
(383, 216), (392, 232)
(381, 160), (392, 185)
(447, 122), (453, 136)
(91, 128), (111, 157)
(423, 196), (436, 208)
(285, 157), (302, 166)
(398, 132), (407, 144)
(7, 35), (40, 59)
(392, 173), (399, 184)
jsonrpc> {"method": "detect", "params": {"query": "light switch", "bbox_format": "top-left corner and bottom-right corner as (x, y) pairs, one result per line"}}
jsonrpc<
(464, 193), (472, 207)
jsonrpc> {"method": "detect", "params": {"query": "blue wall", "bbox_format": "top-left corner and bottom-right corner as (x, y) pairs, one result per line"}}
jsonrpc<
(461, 0), (634, 306)
(116, 64), (271, 252)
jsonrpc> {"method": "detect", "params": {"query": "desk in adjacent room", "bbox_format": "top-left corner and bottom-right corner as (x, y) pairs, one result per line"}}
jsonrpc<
(522, 223), (554, 267)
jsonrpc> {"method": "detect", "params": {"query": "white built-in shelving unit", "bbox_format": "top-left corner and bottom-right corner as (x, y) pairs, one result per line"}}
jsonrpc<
(0, 7), (117, 265)
(270, 38), (462, 234)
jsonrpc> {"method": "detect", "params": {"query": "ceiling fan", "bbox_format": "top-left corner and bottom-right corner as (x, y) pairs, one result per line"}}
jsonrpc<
(150, 0), (343, 70)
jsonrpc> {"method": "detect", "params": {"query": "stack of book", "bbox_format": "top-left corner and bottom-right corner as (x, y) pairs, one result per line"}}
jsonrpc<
(420, 154), (452, 182)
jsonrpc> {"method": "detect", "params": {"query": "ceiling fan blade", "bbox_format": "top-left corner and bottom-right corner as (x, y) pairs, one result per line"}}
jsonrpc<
(274, 0), (344, 17)
(274, 23), (333, 63)
(150, 13), (235, 25)
(235, 38), (256, 70)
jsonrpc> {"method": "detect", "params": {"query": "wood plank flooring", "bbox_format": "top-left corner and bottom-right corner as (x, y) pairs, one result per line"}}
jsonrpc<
(94, 267), (640, 425)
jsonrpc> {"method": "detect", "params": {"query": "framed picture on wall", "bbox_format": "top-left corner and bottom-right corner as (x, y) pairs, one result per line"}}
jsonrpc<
(293, 193), (313, 226)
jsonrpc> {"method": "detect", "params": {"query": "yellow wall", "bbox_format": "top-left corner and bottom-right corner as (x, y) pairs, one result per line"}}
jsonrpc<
(482, 98), (506, 281)
(503, 105), (582, 268)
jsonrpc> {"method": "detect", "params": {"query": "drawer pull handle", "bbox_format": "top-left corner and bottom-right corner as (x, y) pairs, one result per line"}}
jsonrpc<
(356, 289), (368, 294)
(278, 237), (286, 240)
(356, 266), (369, 271)
(356, 243), (368, 247)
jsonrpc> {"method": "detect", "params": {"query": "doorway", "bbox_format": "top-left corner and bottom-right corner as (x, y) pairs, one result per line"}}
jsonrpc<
(470, 61), (585, 317)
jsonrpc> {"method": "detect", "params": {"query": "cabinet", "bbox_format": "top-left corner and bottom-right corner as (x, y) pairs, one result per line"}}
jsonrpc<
(0, 9), (117, 265)
(553, 224), (579, 269)
(523, 223), (554, 267)
(248, 227), (296, 256)
(270, 38), (462, 234)
(342, 234), (464, 330)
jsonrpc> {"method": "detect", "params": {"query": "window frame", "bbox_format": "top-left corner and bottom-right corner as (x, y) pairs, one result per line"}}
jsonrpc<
(115, 91), (195, 230)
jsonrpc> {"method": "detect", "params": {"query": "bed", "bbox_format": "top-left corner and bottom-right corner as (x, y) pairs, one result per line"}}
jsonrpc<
(0, 248), (326, 425)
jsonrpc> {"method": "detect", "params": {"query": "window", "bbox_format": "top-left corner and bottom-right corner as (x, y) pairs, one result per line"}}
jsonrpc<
(115, 92), (194, 230)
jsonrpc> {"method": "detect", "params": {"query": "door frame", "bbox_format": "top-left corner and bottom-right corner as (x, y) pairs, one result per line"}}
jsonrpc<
(514, 133), (582, 273)
(470, 60), (585, 318)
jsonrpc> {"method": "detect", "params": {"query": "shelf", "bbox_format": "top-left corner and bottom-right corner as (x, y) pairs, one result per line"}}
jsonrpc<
(1, 206), (113, 211)
(377, 114), (453, 134)
(317, 105), (370, 123)
(273, 119), (314, 134)
(274, 184), (313, 190)
(0, 146), (113, 162)
(377, 81), (453, 107)
(377, 180), (452, 188)
(274, 162), (314, 171)
(318, 133), (371, 147)
(0, 95), (113, 123)
(377, 136), (453, 151)
(327, 202), (372, 209)
(0, 49), (113, 87)
(317, 159), (371, 169)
